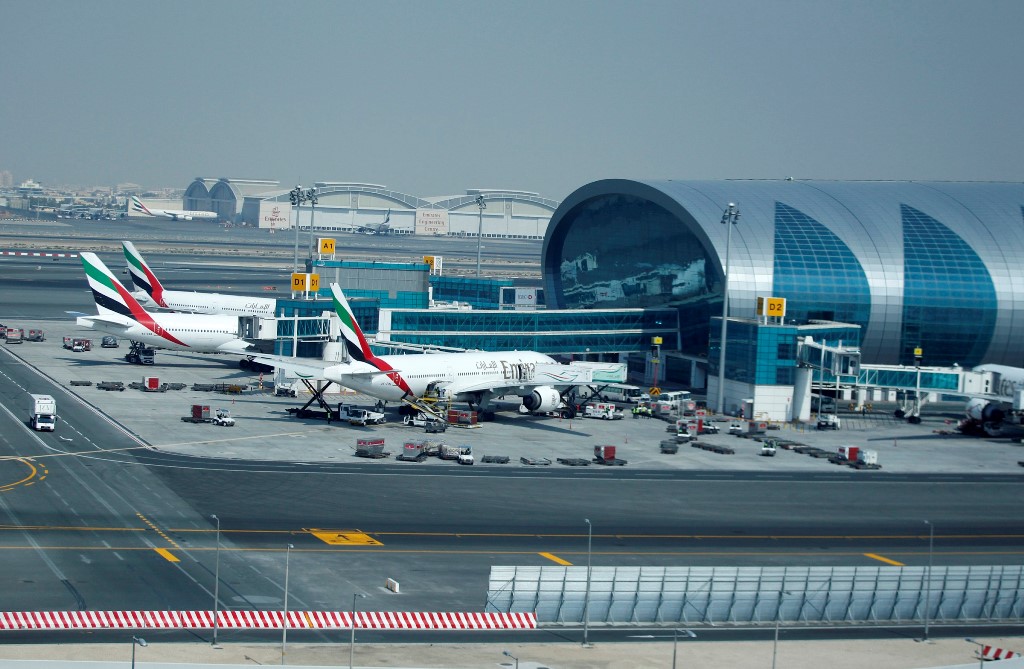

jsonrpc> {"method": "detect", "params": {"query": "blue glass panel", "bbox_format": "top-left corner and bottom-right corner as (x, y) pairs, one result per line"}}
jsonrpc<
(901, 204), (995, 366)
(773, 202), (871, 328)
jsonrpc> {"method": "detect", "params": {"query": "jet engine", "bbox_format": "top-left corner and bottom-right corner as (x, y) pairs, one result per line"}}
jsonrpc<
(522, 386), (562, 413)
(182, 215), (194, 221)
(964, 397), (1005, 436)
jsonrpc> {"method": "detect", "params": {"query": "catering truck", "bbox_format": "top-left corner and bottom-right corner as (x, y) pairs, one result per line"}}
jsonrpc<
(28, 394), (57, 431)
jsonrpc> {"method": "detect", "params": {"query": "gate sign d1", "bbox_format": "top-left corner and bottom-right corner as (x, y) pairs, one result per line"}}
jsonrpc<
(291, 273), (320, 293)
(756, 296), (787, 319)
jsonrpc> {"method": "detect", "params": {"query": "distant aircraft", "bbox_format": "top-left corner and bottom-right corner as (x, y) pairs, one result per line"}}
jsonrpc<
(251, 283), (591, 416)
(352, 209), (391, 235)
(77, 252), (252, 354)
(960, 364), (1024, 436)
(130, 195), (217, 221)
(122, 241), (276, 318)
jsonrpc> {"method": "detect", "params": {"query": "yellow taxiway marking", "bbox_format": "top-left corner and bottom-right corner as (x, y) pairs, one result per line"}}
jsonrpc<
(0, 458), (42, 492)
(864, 552), (905, 566)
(307, 529), (382, 546)
(154, 548), (180, 563)
(539, 552), (573, 565)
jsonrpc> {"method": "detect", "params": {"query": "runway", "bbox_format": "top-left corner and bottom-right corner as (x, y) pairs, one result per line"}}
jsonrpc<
(0, 220), (1023, 646)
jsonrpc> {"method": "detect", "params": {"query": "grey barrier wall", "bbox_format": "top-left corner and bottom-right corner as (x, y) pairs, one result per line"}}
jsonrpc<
(486, 566), (1024, 625)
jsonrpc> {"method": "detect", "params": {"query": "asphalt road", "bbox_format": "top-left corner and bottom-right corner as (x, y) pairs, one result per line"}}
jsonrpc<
(1, 220), (1023, 649)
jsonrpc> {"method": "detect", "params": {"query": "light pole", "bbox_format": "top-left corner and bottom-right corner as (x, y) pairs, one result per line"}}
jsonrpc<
(582, 518), (592, 647)
(306, 187), (318, 262)
(502, 649), (519, 669)
(281, 543), (294, 665)
(716, 203), (740, 415)
(289, 186), (306, 272)
(211, 514), (221, 646)
(672, 628), (697, 669)
(923, 520), (933, 641)
(965, 637), (985, 668)
(130, 636), (147, 669)
(771, 590), (792, 669)
(349, 592), (366, 669)
(475, 194), (486, 278)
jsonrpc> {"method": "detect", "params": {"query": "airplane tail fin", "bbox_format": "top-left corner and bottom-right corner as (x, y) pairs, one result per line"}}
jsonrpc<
(81, 252), (150, 320)
(122, 241), (167, 306)
(330, 283), (377, 365)
(130, 195), (153, 216)
(329, 283), (413, 395)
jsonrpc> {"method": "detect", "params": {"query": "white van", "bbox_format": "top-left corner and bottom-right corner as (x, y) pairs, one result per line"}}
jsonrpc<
(601, 384), (645, 404)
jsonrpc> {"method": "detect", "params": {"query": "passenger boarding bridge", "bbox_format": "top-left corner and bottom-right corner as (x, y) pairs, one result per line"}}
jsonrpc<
(800, 336), (1008, 422)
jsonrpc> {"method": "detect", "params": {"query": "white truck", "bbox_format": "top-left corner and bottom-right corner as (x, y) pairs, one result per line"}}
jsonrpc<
(338, 404), (387, 426)
(584, 402), (624, 420)
(28, 394), (57, 431)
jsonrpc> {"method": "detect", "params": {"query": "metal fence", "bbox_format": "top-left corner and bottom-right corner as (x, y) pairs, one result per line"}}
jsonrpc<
(486, 565), (1024, 625)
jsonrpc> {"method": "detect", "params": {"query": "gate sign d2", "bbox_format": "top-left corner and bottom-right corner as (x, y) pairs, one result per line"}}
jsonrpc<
(291, 273), (320, 293)
(756, 296), (787, 319)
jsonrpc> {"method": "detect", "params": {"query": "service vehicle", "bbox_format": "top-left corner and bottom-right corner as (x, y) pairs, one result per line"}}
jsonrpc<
(584, 402), (624, 420)
(728, 423), (744, 435)
(101, 336), (118, 348)
(211, 409), (235, 427)
(338, 403), (386, 426)
(28, 394), (57, 431)
(600, 383), (645, 404)
(274, 381), (298, 397)
(817, 414), (841, 430)
(26, 329), (45, 342)
(6, 328), (23, 344)
(760, 439), (777, 456)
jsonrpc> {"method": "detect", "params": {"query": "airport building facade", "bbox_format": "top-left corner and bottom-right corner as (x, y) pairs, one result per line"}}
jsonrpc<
(542, 179), (1024, 372)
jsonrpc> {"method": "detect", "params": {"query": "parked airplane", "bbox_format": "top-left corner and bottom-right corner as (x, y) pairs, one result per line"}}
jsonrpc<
(122, 241), (276, 317)
(961, 364), (1024, 436)
(352, 209), (391, 235)
(77, 253), (252, 354)
(130, 195), (217, 221)
(251, 283), (591, 415)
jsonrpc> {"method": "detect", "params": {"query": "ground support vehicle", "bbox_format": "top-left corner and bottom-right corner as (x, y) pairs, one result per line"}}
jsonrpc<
(355, 438), (389, 458)
(275, 382), (298, 397)
(593, 445), (627, 466)
(817, 414), (841, 430)
(338, 404), (386, 426)
(760, 439), (777, 456)
(481, 455), (510, 464)
(28, 394), (57, 431)
(659, 440), (679, 454)
(397, 441), (430, 462)
(101, 336), (118, 348)
(182, 405), (235, 426)
(125, 341), (155, 365)
(26, 329), (45, 342)
(520, 456), (552, 465)
(6, 328), (23, 344)
(97, 381), (125, 391)
(584, 403), (624, 420)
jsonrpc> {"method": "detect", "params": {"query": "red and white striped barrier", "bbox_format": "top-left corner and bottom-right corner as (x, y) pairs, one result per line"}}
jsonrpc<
(980, 645), (1021, 661)
(0, 251), (78, 258)
(0, 610), (535, 632)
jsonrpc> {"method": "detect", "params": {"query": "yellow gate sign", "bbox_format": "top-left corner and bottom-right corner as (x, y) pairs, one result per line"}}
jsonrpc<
(318, 237), (336, 255)
(291, 273), (321, 292)
(757, 296), (787, 319)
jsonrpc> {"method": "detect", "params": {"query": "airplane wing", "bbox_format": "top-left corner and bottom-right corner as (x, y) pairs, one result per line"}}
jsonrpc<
(249, 353), (335, 380)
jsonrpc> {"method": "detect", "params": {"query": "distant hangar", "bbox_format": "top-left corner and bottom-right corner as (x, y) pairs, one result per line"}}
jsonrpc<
(178, 177), (558, 240)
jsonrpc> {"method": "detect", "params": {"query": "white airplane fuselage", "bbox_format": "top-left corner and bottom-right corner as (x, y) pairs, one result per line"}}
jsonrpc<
(322, 350), (558, 403)
(136, 289), (276, 318)
(77, 312), (248, 353)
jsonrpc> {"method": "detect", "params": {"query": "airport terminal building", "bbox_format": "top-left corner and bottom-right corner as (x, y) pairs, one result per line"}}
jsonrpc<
(542, 179), (1024, 372)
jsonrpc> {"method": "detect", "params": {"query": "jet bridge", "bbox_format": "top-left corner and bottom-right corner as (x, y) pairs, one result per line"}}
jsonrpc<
(797, 336), (1001, 422)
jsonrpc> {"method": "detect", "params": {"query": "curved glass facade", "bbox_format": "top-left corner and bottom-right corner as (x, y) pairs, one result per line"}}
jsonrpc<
(900, 204), (995, 365)
(773, 202), (871, 328)
(543, 179), (1024, 367)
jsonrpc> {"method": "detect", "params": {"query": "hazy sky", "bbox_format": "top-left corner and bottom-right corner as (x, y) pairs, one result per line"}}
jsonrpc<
(4, 0), (1022, 200)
